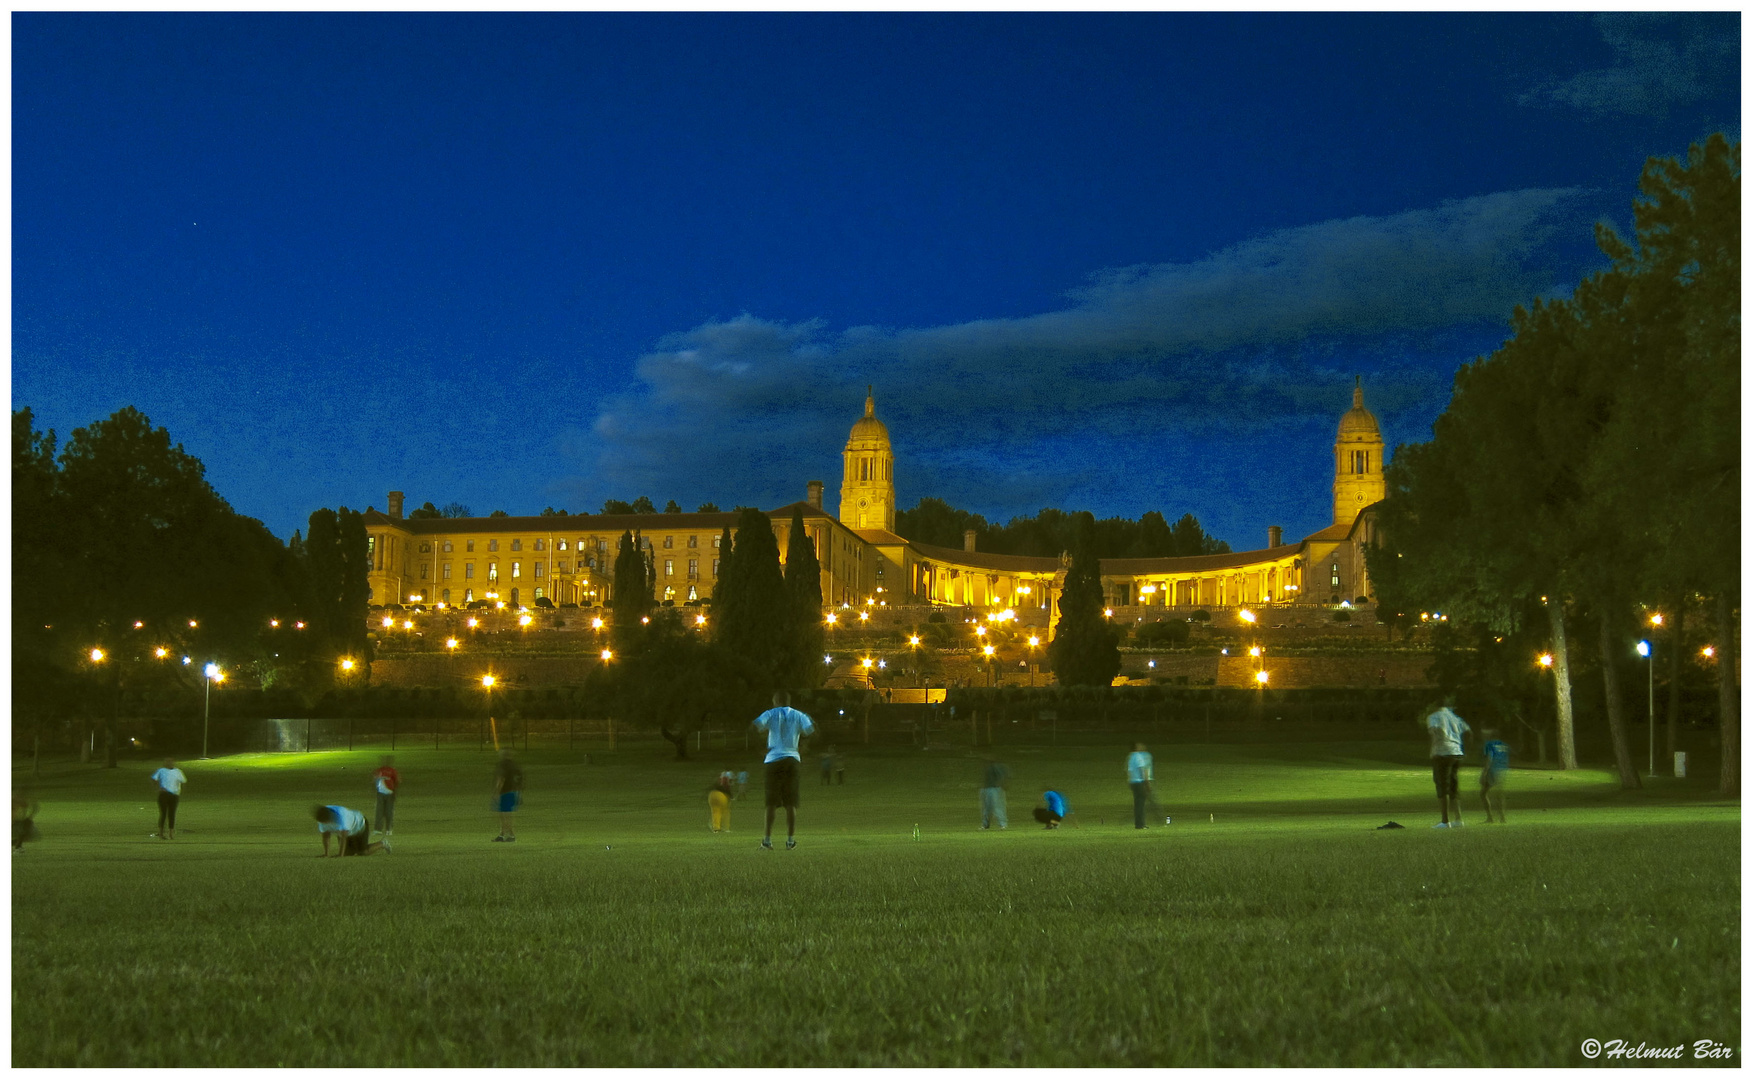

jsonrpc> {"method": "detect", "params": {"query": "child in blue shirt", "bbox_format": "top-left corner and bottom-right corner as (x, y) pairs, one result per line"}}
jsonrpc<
(1480, 729), (1510, 823)
(1033, 790), (1072, 829)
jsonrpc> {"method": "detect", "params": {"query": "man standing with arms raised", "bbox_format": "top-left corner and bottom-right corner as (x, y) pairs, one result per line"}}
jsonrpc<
(753, 691), (814, 851)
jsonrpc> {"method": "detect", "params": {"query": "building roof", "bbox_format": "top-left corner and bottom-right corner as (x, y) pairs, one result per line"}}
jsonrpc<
(1099, 544), (1304, 576)
(362, 503), (838, 536)
(908, 541), (1060, 574)
(852, 527), (911, 546)
(846, 389), (890, 443)
(1337, 381), (1381, 437)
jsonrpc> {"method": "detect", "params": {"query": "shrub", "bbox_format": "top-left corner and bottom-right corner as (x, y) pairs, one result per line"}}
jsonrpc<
(1190, 609), (1212, 623)
(1332, 609), (1352, 622)
(1135, 620), (1192, 645)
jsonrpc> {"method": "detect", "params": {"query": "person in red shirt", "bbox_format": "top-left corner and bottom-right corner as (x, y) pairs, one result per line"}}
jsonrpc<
(370, 755), (399, 852)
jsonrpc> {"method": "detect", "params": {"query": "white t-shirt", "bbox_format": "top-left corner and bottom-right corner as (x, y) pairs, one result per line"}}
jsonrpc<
(150, 768), (187, 795)
(1126, 751), (1153, 783)
(754, 707), (815, 764)
(1427, 708), (1471, 758)
(317, 806), (366, 835)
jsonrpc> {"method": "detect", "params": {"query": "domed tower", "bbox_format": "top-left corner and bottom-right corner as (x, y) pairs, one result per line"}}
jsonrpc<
(1333, 377), (1386, 526)
(839, 387), (895, 531)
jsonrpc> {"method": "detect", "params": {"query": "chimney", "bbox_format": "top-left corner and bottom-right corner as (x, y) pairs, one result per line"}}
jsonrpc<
(1268, 525), (1282, 548)
(807, 480), (823, 509)
(388, 491), (405, 520)
(964, 529), (977, 552)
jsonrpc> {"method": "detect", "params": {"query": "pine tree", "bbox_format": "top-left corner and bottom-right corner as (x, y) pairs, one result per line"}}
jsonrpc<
(1047, 512), (1120, 687)
(714, 508), (788, 690)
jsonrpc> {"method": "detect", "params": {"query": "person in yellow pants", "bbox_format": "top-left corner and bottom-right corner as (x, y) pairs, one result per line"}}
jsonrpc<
(708, 771), (734, 832)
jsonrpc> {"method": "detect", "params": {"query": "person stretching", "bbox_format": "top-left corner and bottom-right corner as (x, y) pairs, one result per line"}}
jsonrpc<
(313, 804), (382, 857)
(752, 691), (814, 850)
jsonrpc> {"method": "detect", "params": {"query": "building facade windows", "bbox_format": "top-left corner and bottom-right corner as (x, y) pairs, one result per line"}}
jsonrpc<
(687, 535), (698, 548)
(688, 559), (698, 578)
(1331, 563), (1340, 586)
(465, 588), (473, 602)
(558, 539), (568, 550)
(488, 540), (498, 552)
(441, 588), (450, 602)
(488, 562), (498, 582)
(663, 536), (673, 548)
(511, 539), (522, 551)
(466, 539), (475, 552)
(465, 563), (474, 579)
(534, 539), (544, 551)
(534, 587), (544, 600)
(442, 563), (452, 579)
(512, 562), (522, 579)
(713, 558), (720, 576)
(420, 563), (429, 580)
(664, 559), (674, 577)
(442, 541), (452, 553)
(534, 562), (544, 578)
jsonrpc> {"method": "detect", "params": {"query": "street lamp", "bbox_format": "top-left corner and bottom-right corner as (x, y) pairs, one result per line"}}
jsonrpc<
(1239, 609), (1256, 625)
(1026, 634), (1040, 686)
(202, 662), (224, 759)
(982, 643), (996, 687)
(1254, 669), (1269, 686)
(89, 647), (105, 663)
(600, 649), (613, 661)
(1637, 639), (1653, 776)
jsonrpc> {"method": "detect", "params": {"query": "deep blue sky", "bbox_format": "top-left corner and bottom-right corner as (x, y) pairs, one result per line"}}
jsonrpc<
(14, 13), (1740, 548)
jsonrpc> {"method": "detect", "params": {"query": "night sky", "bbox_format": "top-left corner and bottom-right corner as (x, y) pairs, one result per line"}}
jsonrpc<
(13, 13), (1739, 549)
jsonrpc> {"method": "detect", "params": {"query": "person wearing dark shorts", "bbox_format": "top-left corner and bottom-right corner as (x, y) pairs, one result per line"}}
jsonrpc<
(1424, 700), (1472, 828)
(753, 691), (815, 850)
(314, 804), (382, 857)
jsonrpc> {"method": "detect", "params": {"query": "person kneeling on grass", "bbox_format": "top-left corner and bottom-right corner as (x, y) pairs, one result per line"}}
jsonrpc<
(313, 804), (382, 857)
(1033, 789), (1072, 829)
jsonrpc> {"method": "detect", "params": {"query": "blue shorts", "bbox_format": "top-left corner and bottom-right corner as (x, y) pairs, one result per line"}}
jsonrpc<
(497, 791), (521, 813)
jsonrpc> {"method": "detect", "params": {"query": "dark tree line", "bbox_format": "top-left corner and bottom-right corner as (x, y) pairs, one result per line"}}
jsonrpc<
(1369, 135), (1738, 794)
(12, 406), (371, 766)
(897, 499), (1231, 559)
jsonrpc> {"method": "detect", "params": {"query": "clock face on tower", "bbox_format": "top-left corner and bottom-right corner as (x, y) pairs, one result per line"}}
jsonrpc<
(859, 499), (868, 507)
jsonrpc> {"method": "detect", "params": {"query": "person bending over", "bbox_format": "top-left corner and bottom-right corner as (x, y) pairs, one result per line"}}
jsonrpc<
(313, 804), (382, 857)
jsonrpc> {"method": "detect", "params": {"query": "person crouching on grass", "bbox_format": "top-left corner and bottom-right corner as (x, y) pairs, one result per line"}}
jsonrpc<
(753, 690), (814, 850)
(1033, 789), (1072, 829)
(313, 804), (382, 857)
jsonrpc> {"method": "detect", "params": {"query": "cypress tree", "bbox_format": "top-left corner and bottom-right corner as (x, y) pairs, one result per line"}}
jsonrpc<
(611, 530), (652, 653)
(715, 508), (788, 689)
(335, 507), (371, 673)
(783, 506), (825, 688)
(1047, 511), (1120, 687)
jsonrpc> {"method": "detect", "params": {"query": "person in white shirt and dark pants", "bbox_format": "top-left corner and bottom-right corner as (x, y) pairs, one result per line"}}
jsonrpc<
(149, 759), (186, 840)
(1127, 743), (1155, 829)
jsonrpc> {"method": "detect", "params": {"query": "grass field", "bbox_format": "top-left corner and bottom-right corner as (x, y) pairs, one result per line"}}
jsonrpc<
(12, 733), (1740, 1066)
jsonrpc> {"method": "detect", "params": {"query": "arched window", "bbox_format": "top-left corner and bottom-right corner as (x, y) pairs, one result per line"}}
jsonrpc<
(1331, 563), (1340, 586)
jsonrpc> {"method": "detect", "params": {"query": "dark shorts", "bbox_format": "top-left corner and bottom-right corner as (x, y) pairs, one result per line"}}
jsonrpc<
(1432, 756), (1463, 798)
(1033, 807), (1064, 827)
(343, 821), (372, 856)
(765, 758), (801, 809)
(497, 791), (521, 814)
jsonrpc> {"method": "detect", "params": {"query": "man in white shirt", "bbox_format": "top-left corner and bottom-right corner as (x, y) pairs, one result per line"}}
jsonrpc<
(1425, 699), (1472, 829)
(752, 691), (815, 851)
(149, 758), (187, 840)
(312, 804), (383, 857)
(1126, 743), (1156, 829)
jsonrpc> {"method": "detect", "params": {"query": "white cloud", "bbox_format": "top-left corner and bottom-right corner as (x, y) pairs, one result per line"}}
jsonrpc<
(1521, 14), (1738, 119)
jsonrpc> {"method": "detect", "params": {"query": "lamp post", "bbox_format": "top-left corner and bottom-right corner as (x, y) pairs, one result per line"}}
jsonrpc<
(1636, 639), (1653, 777)
(1026, 635), (1040, 687)
(202, 662), (224, 759)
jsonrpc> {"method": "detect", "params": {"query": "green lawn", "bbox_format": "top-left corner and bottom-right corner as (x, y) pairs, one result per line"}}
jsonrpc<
(12, 736), (1740, 1066)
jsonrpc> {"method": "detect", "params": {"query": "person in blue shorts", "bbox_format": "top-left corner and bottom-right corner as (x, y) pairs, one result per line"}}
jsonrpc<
(1480, 728), (1510, 823)
(493, 749), (523, 842)
(752, 691), (814, 851)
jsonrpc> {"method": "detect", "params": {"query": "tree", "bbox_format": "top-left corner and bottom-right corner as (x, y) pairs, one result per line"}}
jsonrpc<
(1046, 512), (1120, 687)
(696, 502), (720, 513)
(626, 610), (760, 760)
(782, 506), (825, 688)
(714, 508), (789, 691)
(611, 530), (652, 654)
(663, 500), (682, 513)
(631, 496), (657, 514)
(440, 502), (472, 518)
(408, 501), (441, 519)
(540, 507), (570, 517)
(601, 499), (634, 514)
(489, 510), (509, 518)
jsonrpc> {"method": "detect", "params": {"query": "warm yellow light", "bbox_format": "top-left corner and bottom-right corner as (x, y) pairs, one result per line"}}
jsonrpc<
(909, 635), (921, 646)
(154, 647), (168, 659)
(1254, 670), (1269, 685)
(214, 672), (225, 684)
(436, 603), (446, 611)
(1650, 613), (1664, 626)
(1239, 610), (1256, 624)
(403, 620), (414, 630)
(1249, 645), (1261, 657)
(1140, 585), (1156, 595)
(89, 648), (105, 663)
(1018, 585), (1031, 595)
(467, 617), (479, 628)
(825, 613), (837, 625)
(1104, 609), (1113, 618)
(1537, 653), (1554, 668)
(410, 594), (422, 603)
(975, 626), (986, 636)
(519, 614), (533, 627)
(862, 657), (873, 668)
(133, 620), (144, 629)
(496, 601), (506, 610)
(383, 616), (395, 628)
(188, 620), (198, 628)
(982, 645), (995, 657)
(1702, 646), (1716, 659)
(295, 621), (305, 629)
(340, 658), (355, 671)
(600, 649), (613, 661)
(695, 614), (707, 626)
(481, 675), (496, 689)
(1028, 636), (1040, 647)
(641, 616), (650, 624)
(859, 611), (870, 621)
(446, 638), (459, 650)
(591, 617), (603, 629)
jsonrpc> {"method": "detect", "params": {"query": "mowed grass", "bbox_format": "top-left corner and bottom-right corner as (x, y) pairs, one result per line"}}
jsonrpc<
(12, 735), (1740, 1067)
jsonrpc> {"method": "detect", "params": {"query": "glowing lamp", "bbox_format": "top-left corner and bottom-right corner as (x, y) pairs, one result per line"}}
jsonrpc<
(1254, 670), (1270, 685)
(89, 648), (105, 663)
(481, 675), (496, 688)
(600, 649), (613, 661)
(1636, 640), (1650, 658)
(1537, 654), (1554, 668)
